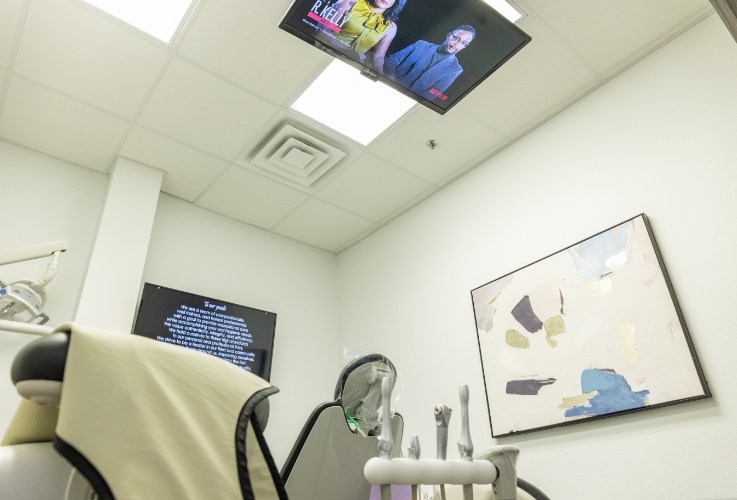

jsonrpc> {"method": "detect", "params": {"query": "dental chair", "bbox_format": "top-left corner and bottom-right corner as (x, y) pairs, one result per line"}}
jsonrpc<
(0, 321), (286, 500)
(281, 353), (404, 500)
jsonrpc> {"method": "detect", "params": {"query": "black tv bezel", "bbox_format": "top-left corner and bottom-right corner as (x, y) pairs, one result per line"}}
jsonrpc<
(278, 0), (531, 115)
(132, 283), (277, 381)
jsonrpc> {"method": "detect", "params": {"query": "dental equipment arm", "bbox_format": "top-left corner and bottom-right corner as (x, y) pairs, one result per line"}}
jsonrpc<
(0, 241), (67, 267)
(0, 319), (53, 336)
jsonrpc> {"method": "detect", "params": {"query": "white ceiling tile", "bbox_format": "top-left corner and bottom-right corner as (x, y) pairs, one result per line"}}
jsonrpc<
(0, 0), (24, 69)
(316, 152), (431, 221)
(138, 58), (278, 159)
(459, 15), (599, 137)
(0, 0), (712, 253)
(0, 76), (128, 171)
(537, 0), (713, 75)
(369, 106), (508, 184)
(197, 166), (308, 229)
(178, 0), (327, 105)
(272, 198), (374, 253)
(120, 126), (228, 202)
(516, 0), (548, 12)
(14, 0), (169, 118)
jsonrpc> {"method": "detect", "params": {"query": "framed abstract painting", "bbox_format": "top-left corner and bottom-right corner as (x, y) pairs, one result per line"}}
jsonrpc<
(471, 214), (710, 437)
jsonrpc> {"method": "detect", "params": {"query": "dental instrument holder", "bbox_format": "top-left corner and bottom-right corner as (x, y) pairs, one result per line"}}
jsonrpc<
(377, 376), (395, 500)
(365, 383), (520, 500)
(457, 385), (473, 500)
(408, 435), (420, 500)
(434, 404), (451, 461)
(457, 385), (473, 461)
(408, 435), (420, 460)
(434, 404), (451, 500)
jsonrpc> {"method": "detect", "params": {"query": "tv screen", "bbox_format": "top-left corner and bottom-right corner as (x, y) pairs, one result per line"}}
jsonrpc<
(279, 0), (531, 114)
(132, 283), (277, 381)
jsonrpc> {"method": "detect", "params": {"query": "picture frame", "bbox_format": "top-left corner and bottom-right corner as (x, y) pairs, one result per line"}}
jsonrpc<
(470, 214), (711, 437)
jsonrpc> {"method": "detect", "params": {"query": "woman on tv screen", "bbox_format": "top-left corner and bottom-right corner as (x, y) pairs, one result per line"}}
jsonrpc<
(318, 0), (407, 74)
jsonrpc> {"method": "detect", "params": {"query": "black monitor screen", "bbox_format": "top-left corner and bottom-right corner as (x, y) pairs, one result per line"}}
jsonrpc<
(279, 0), (531, 114)
(132, 283), (277, 381)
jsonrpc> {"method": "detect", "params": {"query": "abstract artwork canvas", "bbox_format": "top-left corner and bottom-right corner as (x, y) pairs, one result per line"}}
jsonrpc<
(471, 214), (710, 437)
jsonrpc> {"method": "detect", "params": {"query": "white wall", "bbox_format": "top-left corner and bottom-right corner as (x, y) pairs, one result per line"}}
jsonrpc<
(140, 195), (343, 465)
(3, 12), (736, 498)
(0, 144), (343, 468)
(0, 141), (107, 432)
(337, 14), (737, 499)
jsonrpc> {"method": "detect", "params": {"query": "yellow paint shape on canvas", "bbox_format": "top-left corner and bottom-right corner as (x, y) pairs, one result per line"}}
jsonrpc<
(544, 315), (565, 347)
(487, 290), (502, 305)
(618, 324), (638, 365)
(505, 329), (530, 349)
(559, 391), (598, 409)
(588, 277), (613, 296)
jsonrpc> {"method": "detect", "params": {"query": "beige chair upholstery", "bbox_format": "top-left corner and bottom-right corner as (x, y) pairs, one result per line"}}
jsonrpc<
(2, 321), (287, 500)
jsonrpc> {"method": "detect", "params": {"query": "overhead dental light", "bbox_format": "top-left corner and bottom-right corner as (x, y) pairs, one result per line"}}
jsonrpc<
(0, 241), (67, 325)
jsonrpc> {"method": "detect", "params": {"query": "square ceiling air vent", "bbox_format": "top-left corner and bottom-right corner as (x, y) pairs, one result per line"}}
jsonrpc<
(248, 123), (346, 191)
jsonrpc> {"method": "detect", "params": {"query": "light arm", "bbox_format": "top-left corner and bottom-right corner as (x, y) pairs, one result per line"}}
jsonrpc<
(0, 241), (67, 267)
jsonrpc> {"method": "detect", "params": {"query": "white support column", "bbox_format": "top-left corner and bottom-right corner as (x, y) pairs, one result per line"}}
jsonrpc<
(74, 158), (163, 332)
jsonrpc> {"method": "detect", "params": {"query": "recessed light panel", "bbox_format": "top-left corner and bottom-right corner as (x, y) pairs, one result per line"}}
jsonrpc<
(81, 0), (196, 43)
(291, 60), (415, 146)
(483, 0), (526, 23)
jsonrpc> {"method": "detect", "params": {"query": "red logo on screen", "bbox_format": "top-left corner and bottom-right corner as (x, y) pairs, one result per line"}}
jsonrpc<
(307, 11), (341, 32)
(429, 88), (448, 101)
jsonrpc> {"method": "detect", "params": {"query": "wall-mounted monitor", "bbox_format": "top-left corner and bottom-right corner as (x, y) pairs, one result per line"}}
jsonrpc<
(132, 283), (277, 381)
(279, 0), (531, 114)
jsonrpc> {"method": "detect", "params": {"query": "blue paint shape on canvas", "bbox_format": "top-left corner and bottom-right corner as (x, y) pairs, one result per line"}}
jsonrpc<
(565, 368), (649, 417)
(570, 222), (633, 280)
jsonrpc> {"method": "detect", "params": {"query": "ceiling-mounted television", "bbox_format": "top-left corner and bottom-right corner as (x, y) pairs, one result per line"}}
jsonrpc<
(279, 0), (531, 114)
(132, 283), (277, 381)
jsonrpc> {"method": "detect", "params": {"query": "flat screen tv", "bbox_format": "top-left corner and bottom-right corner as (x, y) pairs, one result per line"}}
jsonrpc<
(279, 0), (531, 114)
(132, 283), (277, 381)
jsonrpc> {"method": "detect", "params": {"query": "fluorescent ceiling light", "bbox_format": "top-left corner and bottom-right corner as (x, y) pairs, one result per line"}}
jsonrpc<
(80, 0), (195, 43)
(292, 60), (415, 146)
(483, 0), (525, 23)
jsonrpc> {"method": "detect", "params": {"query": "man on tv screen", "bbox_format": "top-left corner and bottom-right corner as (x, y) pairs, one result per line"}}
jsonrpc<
(384, 24), (476, 103)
